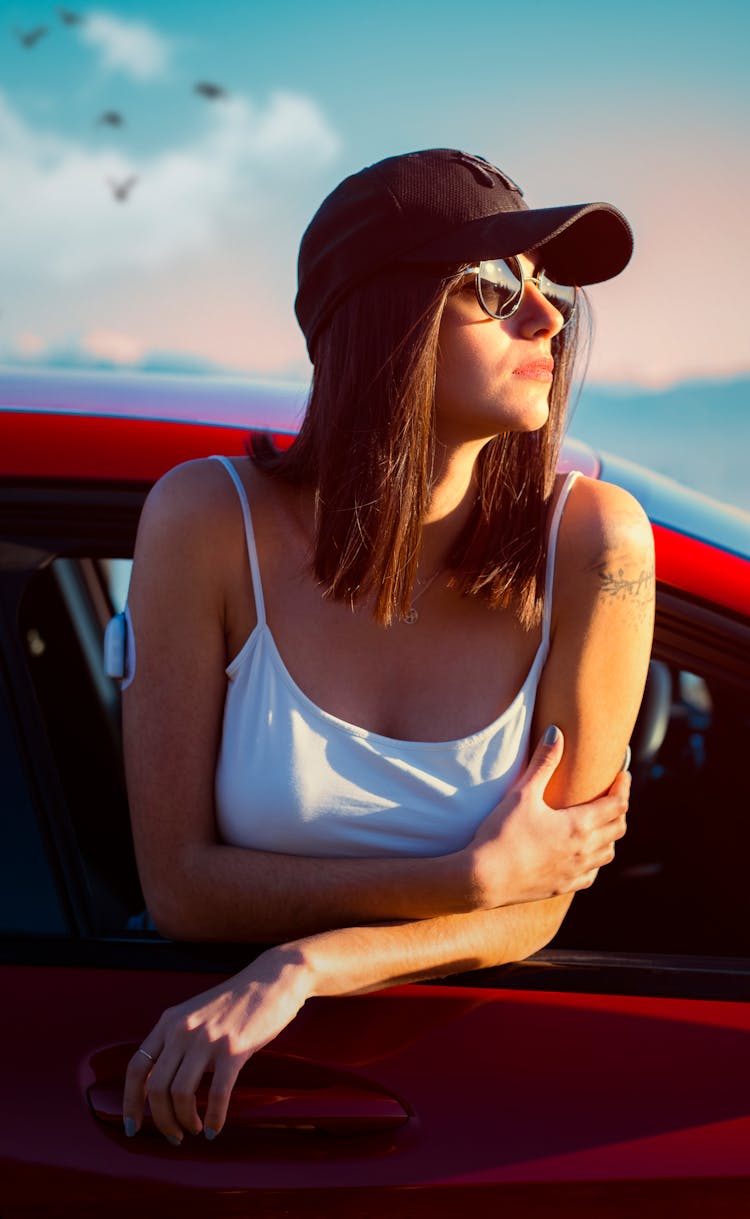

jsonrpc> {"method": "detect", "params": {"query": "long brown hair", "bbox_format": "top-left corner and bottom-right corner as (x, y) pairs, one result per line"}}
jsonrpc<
(252, 263), (588, 628)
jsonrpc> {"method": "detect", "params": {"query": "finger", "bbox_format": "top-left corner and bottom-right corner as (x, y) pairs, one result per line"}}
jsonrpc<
(608, 768), (632, 801)
(573, 867), (601, 891)
(562, 824), (619, 881)
(123, 1041), (161, 1136)
(595, 816), (628, 860)
(203, 1056), (243, 1140)
(591, 838), (617, 868)
(570, 809), (625, 855)
(603, 773), (631, 821)
(577, 776), (631, 830)
(515, 724), (564, 792)
(146, 1049), (189, 1144)
(169, 1053), (208, 1136)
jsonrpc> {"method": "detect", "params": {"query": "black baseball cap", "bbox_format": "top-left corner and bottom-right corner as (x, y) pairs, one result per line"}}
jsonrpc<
(295, 148), (633, 359)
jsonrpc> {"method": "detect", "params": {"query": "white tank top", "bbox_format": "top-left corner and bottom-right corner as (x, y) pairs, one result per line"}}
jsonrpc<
(213, 457), (579, 858)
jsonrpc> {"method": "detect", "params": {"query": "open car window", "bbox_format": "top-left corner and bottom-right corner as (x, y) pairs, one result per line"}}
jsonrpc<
(10, 554), (141, 936)
(7, 550), (750, 960)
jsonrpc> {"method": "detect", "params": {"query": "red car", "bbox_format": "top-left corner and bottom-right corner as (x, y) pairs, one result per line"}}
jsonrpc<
(2, 367), (749, 1216)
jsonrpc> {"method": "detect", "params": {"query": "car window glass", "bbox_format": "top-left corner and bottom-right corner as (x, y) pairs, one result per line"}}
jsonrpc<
(17, 557), (143, 936)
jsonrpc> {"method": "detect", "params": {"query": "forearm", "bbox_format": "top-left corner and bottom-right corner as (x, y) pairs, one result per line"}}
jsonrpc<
(290, 893), (573, 1000)
(146, 838), (475, 941)
(143, 733), (627, 942)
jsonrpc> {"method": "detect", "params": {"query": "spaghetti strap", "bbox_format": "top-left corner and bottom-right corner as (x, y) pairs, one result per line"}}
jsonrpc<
(210, 455), (267, 626)
(541, 470), (581, 644)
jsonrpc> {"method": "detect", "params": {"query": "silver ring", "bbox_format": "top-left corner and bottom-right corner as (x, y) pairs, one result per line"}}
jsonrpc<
(138, 1047), (155, 1063)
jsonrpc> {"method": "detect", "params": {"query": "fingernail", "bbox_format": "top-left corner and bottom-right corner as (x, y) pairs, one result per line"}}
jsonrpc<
(123, 1117), (136, 1138)
(204, 1127), (217, 1141)
(543, 724), (560, 745)
(166, 1135), (183, 1148)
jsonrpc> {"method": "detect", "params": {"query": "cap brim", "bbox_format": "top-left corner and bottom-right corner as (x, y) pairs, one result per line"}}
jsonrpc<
(400, 202), (633, 285)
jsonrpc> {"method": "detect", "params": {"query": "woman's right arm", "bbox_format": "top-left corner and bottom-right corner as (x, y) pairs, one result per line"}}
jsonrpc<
(124, 460), (627, 942)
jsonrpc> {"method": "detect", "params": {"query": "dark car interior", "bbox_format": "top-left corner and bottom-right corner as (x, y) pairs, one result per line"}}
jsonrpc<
(6, 529), (750, 965)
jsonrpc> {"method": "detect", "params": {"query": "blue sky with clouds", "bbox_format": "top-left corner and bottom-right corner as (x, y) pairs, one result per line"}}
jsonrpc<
(2, 0), (749, 385)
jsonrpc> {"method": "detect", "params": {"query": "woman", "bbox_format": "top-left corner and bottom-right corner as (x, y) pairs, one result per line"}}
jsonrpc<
(121, 149), (654, 1145)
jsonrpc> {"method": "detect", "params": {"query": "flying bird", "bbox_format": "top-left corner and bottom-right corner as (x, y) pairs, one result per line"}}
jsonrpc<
(57, 7), (83, 23)
(98, 111), (125, 127)
(194, 81), (228, 100)
(107, 175), (138, 202)
(13, 26), (48, 48)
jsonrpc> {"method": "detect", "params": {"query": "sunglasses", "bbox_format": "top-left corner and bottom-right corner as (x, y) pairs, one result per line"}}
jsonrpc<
(461, 257), (578, 328)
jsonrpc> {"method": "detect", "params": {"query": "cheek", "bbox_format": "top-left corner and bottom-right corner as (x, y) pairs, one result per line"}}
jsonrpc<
(435, 314), (551, 437)
(436, 318), (495, 402)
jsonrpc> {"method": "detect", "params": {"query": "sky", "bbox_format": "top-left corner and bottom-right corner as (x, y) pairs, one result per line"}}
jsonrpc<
(1, 0), (749, 388)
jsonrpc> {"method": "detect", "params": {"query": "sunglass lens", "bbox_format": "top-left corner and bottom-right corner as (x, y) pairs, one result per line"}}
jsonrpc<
(538, 272), (577, 323)
(476, 259), (522, 318)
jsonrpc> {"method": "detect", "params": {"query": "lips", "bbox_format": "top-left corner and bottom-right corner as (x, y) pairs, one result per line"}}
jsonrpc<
(513, 357), (554, 381)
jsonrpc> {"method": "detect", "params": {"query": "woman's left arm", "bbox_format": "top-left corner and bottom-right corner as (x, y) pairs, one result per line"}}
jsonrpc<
(123, 477), (653, 1143)
(532, 475), (655, 809)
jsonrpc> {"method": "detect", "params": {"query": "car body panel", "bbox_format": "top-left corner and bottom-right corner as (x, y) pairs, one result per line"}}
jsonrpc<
(0, 409), (259, 482)
(599, 450), (750, 617)
(3, 967), (750, 1212)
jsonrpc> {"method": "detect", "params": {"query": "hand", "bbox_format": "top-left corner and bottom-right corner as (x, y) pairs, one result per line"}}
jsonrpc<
(122, 945), (312, 1144)
(465, 726), (629, 909)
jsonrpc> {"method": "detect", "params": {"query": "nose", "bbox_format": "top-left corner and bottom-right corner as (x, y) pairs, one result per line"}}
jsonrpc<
(515, 279), (566, 339)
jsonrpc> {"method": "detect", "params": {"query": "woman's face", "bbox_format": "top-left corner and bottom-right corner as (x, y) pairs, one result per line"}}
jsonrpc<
(434, 252), (566, 446)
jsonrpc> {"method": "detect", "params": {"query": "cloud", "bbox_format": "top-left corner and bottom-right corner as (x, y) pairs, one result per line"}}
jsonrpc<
(80, 328), (145, 364)
(79, 11), (172, 80)
(14, 332), (47, 357)
(0, 89), (340, 279)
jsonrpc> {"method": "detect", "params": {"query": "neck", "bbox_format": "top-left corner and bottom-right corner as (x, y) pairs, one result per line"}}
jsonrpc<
(418, 438), (487, 571)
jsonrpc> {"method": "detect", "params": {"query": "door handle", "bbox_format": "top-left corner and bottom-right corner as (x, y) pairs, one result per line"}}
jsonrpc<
(87, 1045), (410, 1135)
(89, 1080), (408, 1133)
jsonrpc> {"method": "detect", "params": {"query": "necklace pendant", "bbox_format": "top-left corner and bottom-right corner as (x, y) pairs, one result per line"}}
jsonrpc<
(403, 607), (418, 625)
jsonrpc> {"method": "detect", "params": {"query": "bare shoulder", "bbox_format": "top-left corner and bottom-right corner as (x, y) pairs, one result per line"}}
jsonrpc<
(558, 475), (653, 566)
(138, 455), (278, 562)
(138, 457), (245, 543)
(139, 455), (291, 545)
(129, 457), (263, 620)
(553, 475), (655, 622)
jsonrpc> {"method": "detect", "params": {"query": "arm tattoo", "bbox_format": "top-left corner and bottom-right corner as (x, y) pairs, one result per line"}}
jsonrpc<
(598, 564), (655, 602)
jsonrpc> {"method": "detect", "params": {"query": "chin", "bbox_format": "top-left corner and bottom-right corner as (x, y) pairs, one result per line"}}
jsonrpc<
(503, 397), (551, 434)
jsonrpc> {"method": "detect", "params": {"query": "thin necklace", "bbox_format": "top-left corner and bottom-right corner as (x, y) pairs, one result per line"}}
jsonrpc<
(402, 568), (443, 625)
